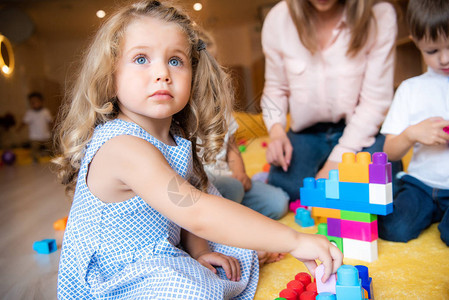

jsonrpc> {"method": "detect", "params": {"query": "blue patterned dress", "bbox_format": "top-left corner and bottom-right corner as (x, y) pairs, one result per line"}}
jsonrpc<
(57, 119), (259, 299)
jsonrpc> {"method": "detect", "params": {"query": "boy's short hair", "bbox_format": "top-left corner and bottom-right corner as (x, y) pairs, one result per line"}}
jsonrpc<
(28, 92), (44, 101)
(407, 0), (449, 41)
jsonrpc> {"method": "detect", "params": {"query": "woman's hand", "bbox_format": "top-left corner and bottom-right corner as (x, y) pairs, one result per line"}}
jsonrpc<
(196, 252), (241, 282)
(266, 124), (293, 172)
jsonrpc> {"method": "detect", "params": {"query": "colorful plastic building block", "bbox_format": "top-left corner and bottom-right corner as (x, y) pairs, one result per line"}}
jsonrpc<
(312, 207), (341, 219)
(33, 239), (57, 254)
(295, 272), (312, 288)
(339, 182), (369, 203)
(443, 126), (449, 134)
(340, 211), (376, 223)
(317, 223), (343, 253)
(340, 220), (378, 242)
(327, 218), (342, 237)
(343, 238), (378, 262)
(338, 152), (371, 183)
(290, 199), (307, 212)
(287, 280), (305, 296)
(300, 178), (326, 207)
(300, 291), (318, 300)
(238, 145), (246, 152)
(295, 208), (315, 227)
(325, 169), (339, 199)
(316, 292), (337, 300)
(335, 265), (365, 300)
(355, 265), (373, 300)
(369, 152), (392, 184)
(279, 288), (298, 300)
(315, 264), (337, 294)
(369, 183), (393, 205)
(53, 216), (68, 231)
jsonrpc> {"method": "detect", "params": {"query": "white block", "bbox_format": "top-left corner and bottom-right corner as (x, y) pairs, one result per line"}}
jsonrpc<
(369, 182), (392, 205)
(343, 238), (378, 262)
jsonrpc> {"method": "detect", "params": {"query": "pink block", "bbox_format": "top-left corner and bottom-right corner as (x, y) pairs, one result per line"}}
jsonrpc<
(341, 219), (378, 242)
(289, 199), (307, 212)
(315, 264), (336, 294)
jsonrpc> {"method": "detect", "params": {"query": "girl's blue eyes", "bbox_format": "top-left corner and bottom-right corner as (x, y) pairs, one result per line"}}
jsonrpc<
(133, 55), (183, 66)
(169, 58), (182, 66)
(136, 56), (147, 64)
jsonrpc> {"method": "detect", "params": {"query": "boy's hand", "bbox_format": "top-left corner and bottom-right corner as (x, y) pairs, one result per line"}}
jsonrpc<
(290, 233), (343, 283)
(232, 171), (252, 191)
(196, 252), (241, 282)
(406, 117), (449, 146)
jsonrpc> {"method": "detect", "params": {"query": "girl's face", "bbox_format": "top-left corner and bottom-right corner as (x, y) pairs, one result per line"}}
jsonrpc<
(115, 16), (192, 125)
(414, 35), (449, 76)
(308, 0), (340, 13)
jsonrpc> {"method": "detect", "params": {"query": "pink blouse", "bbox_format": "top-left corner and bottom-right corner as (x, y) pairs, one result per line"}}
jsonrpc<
(261, 1), (397, 161)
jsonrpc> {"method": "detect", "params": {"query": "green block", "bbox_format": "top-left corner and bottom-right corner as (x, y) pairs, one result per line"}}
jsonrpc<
(341, 210), (377, 222)
(316, 223), (344, 253)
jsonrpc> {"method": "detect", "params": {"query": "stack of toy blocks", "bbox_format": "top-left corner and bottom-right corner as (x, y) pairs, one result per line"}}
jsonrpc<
(300, 152), (393, 262)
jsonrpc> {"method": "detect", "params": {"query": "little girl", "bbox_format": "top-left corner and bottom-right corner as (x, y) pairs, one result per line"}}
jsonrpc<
(53, 1), (342, 299)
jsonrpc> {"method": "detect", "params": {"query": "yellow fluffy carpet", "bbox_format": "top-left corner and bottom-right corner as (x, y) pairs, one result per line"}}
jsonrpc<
(239, 134), (449, 299)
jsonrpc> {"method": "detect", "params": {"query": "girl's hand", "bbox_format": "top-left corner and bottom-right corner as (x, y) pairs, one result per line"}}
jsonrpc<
(196, 252), (241, 282)
(405, 117), (449, 146)
(232, 171), (252, 191)
(290, 233), (343, 283)
(266, 124), (293, 172)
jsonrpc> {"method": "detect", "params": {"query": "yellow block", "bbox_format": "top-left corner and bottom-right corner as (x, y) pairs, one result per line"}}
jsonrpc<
(312, 207), (341, 219)
(338, 152), (371, 183)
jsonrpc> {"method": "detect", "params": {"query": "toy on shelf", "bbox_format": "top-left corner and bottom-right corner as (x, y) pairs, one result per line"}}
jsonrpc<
(33, 238), (57, 254)
(299, 152), (393, 262)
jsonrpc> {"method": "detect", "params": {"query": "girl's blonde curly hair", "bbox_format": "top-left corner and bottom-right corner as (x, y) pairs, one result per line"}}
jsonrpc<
(53, 0), (233, 197)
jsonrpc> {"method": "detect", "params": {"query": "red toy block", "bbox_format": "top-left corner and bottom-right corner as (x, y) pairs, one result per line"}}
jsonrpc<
(295, 272), (312, 288)
(338, 152), (371, 183)
(300, 291), (318, 300)
(341, 219), (378, 242)
(368, 152), (392, 184)
(444, 126), (449, 134)
(287, 280), (305, 296)
(279, 288), (298, 300)
(315, 264), (337, 294)
(306, 281), (317, 293)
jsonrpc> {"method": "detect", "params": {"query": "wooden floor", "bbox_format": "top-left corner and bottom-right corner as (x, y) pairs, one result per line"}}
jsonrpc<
(0, 162), (70, 300)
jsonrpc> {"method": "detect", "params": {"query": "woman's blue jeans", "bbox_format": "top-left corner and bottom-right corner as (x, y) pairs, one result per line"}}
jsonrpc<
(267, 121), (402, 202)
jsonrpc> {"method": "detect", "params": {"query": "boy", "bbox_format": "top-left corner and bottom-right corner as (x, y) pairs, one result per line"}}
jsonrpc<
(378, 0), (449, 246)
(18, 92), (53, 162)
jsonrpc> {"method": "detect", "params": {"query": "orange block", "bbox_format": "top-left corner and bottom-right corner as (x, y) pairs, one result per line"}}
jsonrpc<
(53, 216), (68, 231)
(312, 207), (341, 219)
(338, 152), (371, 183)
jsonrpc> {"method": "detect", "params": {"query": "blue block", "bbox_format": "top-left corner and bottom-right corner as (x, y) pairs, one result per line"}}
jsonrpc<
(336, 265), (365, 300)
(325, 199), (393, 215)
(33, 239), (57, 254)
(355, 265), (373, 299)
(339, 182), (369, 203)
(295, 208), (315, 227)
(326, 170), (340, 199)
(317, 292), (337, 300)
(300, 177), (326, 207)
